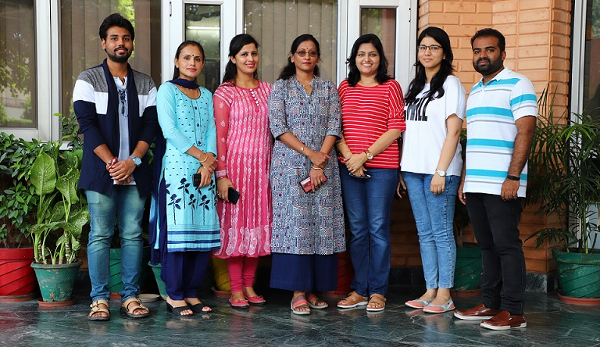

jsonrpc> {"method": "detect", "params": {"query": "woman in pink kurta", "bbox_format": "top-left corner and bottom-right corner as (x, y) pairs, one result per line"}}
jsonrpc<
(213, 34), (272, 308)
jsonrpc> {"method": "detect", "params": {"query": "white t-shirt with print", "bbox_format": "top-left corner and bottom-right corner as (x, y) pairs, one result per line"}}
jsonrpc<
(401, 75), (466, 176)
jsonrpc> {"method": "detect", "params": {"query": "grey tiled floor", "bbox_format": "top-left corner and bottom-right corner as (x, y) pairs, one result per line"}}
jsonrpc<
(1, 285), (600, 346)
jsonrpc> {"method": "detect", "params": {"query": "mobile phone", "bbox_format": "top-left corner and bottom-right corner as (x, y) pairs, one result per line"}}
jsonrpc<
(299, 175), (328, 193)
(193, 173), (201, 186)
(348, 172), (372, 179)
(228, 187), (240, 204)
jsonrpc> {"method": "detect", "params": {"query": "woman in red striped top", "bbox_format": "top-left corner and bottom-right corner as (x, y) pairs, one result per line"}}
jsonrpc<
(336, 34), (406, 312)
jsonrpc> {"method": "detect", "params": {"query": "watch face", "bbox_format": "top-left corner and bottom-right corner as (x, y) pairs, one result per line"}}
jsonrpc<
(367, 153), (373, 160)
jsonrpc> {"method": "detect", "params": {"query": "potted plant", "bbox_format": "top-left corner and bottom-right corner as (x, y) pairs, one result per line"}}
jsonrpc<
(29, 142), (90, 304)
(0, 133), (42, 301)
(528, 88), (600, 303)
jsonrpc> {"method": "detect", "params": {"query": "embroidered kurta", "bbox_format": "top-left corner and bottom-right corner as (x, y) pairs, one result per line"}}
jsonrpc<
(156, 82), (220, 252)
(268, 76), (346, 255)
(213, 81), (273, 258)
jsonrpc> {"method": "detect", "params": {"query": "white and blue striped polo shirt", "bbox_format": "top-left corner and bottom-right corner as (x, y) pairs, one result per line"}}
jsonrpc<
(464, 68), (538, 197)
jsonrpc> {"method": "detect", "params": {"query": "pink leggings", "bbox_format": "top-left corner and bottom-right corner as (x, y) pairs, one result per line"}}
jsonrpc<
(226, 256), (260, 293)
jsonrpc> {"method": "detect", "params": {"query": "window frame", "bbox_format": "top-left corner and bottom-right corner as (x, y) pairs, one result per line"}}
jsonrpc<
(0, 0), (60, 141)
(344, 0), (417, 91)
(571, 0), (587, 118)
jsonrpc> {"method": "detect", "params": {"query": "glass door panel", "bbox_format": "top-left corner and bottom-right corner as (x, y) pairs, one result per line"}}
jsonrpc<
(243, 0), (338, 84)
(346, 0), (416, 91)
(162, 0), (235, 89)
(185, 4), (220, 92)
(361, 8), (397, 79)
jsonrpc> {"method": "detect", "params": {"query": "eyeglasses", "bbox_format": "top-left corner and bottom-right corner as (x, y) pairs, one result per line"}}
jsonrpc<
(296, 50), (318, 57)
(418, 45), (442, 52)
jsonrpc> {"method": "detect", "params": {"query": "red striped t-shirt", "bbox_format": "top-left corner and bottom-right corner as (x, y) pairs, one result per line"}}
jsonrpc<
(338, 79), (405, 169)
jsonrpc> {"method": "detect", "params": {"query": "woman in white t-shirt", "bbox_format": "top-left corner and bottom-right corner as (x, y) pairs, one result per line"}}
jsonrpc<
(398, 27), (466, 313)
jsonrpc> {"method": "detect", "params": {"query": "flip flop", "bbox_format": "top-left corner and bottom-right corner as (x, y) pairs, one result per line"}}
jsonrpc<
(291, 295), (311, 315)
(188, 302), (212, 313)
(229, 296), (249, 308)
(366, 294), (386, 312)
(166, 302), (193, 316)
(306, 292), (328, 309)
(337, 291), (368, 309)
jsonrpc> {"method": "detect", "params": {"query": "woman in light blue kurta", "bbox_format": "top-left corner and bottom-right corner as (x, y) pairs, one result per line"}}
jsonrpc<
(154, 40), (219, 316)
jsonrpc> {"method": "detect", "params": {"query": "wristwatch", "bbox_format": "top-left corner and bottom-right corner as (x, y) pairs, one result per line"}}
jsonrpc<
(129, 155), (142, 167)
(435, 168), (447, 177)
(364, 149), (374, 161)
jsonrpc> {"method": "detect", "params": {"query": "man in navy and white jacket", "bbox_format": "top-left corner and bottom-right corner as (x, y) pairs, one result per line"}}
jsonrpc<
(73, 13), (158, 321)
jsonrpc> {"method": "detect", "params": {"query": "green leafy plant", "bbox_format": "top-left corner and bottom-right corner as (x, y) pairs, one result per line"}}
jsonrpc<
(527, 88), (600, 253)
(54, 112), (83, 151)
(30, 143), (89, 264)
(0, 132), (45, 247)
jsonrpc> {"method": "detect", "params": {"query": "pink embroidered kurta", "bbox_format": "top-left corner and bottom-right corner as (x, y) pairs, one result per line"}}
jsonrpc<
(212, 81), (272, 258)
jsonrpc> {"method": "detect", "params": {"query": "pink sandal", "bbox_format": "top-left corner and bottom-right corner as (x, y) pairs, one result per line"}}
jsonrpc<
(291, 295), (310, 315)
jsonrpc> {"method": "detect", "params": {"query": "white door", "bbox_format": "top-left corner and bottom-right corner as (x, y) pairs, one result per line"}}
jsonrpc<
(162, 0), (416, 91)
(161, 0), (237, 91)
(344, 0), (417, 91)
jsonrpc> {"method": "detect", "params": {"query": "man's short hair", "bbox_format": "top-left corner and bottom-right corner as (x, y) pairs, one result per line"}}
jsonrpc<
(99, 13), (135, 41)
(471, 28), (505, 52)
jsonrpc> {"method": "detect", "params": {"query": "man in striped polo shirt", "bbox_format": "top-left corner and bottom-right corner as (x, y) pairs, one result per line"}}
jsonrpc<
(453, 28), (537, 330)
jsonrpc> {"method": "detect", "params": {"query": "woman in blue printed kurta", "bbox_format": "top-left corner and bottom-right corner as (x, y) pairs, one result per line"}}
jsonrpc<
(155, 41), (219, 316)
(269, 34), (345, 315)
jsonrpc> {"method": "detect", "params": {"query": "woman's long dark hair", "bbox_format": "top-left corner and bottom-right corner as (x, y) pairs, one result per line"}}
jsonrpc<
(405, 27), (454, 104)
(222, 34), (259, 83)
(346, 34), (391, 87)
(172, 40), (205, 80)
(278, 34), (321, 80)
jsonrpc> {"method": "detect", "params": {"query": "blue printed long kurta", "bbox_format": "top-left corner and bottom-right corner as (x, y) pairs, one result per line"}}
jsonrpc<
(156, 82), (220, 252)
(268, 76), (346, 255)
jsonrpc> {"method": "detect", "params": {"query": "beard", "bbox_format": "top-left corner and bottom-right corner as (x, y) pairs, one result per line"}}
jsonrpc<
(473, 57), (503, 76)
(105, 47), (132, 63)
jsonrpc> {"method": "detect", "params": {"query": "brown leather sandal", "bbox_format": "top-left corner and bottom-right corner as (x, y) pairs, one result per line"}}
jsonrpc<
(120, 297), (150, 318)
(88, 299), (110, 321)
(367, 293), (386, 312)
(337, 291), (368, 309)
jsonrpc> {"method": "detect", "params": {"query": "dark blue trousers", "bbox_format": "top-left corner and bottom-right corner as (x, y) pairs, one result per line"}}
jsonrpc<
(270, 253), (338, 292)
(161, 250), (210, 300)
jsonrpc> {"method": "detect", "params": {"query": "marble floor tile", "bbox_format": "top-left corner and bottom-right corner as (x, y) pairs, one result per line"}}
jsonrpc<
(0, 286), (599, 346)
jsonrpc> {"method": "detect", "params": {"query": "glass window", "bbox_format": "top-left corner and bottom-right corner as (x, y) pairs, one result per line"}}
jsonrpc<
(361, 8), (396, 78)
(244, 0), (338, 83)
(185, 4), (221, 92)
(60, 0), (161, 123)
(0, 0), (36, 128)
(584, 0), (600, 121)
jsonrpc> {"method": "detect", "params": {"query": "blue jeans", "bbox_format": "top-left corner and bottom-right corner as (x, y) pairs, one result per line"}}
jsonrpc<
(340, 165), (398, 297)
(403, 172), (460, 289)
(86, 186), (146, 303)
